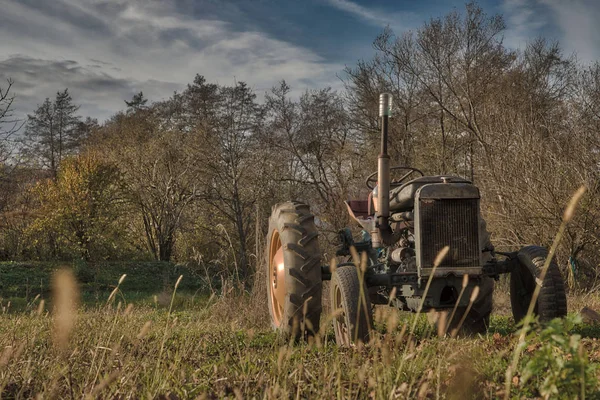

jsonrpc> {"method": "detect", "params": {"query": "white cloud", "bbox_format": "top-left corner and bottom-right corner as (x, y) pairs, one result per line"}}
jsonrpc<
(0, 0), (344, 122)
(325, 0), (414, 31)
(539, 0), (600, 63)
(503, 0), (600, 62)
(0, 56), (180, 122)
(501, 0), (546, 50)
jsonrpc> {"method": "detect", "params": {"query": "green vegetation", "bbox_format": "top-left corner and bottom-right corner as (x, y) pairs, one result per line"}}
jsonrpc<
(1, 1), (600, 398)
(0, 261), (203, 302)
(520, 315), (598, 398)
(0, 284), (598, 399)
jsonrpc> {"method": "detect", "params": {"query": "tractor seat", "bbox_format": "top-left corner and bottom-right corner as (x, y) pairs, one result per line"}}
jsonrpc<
(389, 175), (471, 212)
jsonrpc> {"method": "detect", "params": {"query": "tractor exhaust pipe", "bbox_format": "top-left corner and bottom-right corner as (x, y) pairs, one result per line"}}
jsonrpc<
(378, 93), (392, 219)
(373, 93), (396, 247)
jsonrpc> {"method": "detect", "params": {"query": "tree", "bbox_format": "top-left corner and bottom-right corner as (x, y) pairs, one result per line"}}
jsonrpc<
(74, 117), (99, 150)
(0, 79), (24, 214)
(344, 31), (432, 169)
(24, 89), (83, 177)
(97, 109), (203, 262)
(370, 3), (514, 179)
(0, 80), (15, 126)
(27, 153), (125, 260)
(264, 82), (362, 236)
(193, 80), (264, 280)
(0, 79), (22, 160)
(125, 91), (148, 113)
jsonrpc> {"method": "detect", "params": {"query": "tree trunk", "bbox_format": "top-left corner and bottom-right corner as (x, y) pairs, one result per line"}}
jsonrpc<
(159, 236), (173, 262)
(232, 181), (248, 282)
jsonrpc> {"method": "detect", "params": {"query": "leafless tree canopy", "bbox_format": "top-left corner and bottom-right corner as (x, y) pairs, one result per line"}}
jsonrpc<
(0, 79), (23, 163)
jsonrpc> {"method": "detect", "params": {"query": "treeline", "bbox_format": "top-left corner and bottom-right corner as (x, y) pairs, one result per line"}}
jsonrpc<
(0, 3), (599, 286)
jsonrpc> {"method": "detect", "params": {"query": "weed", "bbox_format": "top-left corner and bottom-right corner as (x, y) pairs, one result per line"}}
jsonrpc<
(519, 315), (598, 399)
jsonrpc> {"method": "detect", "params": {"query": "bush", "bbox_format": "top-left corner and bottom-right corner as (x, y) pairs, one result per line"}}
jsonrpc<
(519, 315), (598, 399)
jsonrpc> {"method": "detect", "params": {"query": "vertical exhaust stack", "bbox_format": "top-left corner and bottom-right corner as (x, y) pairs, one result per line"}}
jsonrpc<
(378, 93), (392, 221)
(372, 93), (395, 247)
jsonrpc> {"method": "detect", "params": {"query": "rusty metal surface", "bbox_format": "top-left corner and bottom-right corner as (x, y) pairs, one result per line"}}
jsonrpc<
(415, 183), (483, 278)
(268, 230), (285, 326)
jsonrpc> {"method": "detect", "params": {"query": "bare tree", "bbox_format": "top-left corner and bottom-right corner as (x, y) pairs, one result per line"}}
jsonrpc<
(193, 80), (263, 280)
(98, 110), (202, 262)
(0, 80), (25, 226)
(0, 79), (22, 162)
(265, 82), (363, 236)
(345, 29), (433, 170)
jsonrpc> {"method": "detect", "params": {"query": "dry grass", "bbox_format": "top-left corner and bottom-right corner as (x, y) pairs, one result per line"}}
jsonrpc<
(504, 186), (587, 398)
(0, 273), (598, 399)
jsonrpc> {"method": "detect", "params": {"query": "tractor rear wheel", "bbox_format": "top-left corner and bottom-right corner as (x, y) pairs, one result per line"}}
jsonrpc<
(266, 201), (322, 340)
(330, 265), (373, 346)
(510, 246), (567, 323)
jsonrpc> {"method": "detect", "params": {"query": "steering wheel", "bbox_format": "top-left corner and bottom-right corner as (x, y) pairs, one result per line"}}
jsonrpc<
(365, 166), (424, 190)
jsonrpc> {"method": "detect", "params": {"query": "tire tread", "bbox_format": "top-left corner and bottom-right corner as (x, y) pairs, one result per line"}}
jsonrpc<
(511, 245), (567, 323)
(266, 201), (322, 340)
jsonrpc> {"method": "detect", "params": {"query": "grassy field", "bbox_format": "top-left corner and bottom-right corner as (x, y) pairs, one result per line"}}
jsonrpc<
(0, 261), (204, 312)
(0, 271), (599, 399)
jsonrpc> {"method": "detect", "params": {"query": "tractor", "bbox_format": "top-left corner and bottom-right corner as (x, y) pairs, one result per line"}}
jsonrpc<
(265, 93), (567, 345)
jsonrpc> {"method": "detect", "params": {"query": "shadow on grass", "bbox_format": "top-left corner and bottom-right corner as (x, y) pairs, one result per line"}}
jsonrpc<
(572, 322), (600, 338)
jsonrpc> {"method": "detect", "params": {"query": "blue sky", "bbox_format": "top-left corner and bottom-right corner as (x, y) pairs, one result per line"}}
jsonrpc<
(1, 0), (599, 122)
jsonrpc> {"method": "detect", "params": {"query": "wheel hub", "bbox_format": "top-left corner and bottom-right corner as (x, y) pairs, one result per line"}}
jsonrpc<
(273, 246), (286, 307)
(268, 230), (286, 326)
(333, 284), (350, 346)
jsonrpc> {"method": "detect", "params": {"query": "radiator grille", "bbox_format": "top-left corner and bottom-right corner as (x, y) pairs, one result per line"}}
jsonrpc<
(419, 199), (480, 268)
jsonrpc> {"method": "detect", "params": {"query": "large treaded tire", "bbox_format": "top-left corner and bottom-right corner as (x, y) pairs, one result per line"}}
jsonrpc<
(331, 266), (373, 346)
(510, 246), (567, 323)
(266, 201), (322, 340)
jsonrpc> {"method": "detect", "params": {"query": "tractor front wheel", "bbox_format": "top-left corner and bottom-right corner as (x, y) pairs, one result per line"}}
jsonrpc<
(330, 265), (373, 346)
(266, 201), (322, 340)
(510, 246), (567, 323)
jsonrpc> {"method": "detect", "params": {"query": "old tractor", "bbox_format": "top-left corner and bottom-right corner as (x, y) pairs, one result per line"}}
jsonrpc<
(265, 93), (567, 344)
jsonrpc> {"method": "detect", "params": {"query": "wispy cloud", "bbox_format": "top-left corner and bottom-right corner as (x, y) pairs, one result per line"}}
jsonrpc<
(539, 0), (600, 63)
(501, 0), (546, 50)
(0, 56), (179, 122)
(502, 0), (600, 62)
(325, 0), (414, 31)
(0, 0), (344, 122)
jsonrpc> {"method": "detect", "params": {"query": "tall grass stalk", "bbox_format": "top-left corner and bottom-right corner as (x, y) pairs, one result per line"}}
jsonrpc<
(52, 268), (79, 353)
(48, 269), (78, 399)
(394, 246), (449, 387)
(451, 286), (480, 338)
(106, 274), (127, 306)
(503, 186), (586, 399)
(444, 274), (469, 336)
(153, 274), (183, 391)
(351, 246), (372, 342)
(217, 224), (241, 287)
(86, 274), (127, 394)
